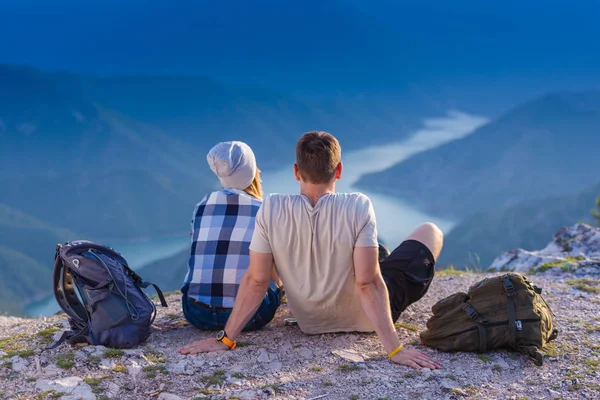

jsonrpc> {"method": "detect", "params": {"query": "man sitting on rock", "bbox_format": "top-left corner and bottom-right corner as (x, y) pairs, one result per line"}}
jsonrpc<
(178, 131), (443, 370)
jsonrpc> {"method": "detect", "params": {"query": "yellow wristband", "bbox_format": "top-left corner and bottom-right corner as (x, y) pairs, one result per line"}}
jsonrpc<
(388, 345), (403, 359)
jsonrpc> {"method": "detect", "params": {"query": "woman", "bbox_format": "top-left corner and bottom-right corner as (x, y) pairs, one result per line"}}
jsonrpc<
(181, 141), (282, 331)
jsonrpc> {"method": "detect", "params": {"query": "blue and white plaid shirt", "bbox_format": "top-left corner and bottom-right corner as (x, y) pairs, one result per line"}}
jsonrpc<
(182, 188), (262, 308)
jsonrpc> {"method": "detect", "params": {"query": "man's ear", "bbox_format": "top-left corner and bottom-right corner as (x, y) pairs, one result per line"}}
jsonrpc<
(293, 163), (301, 182)
(335, 162), (343, 180)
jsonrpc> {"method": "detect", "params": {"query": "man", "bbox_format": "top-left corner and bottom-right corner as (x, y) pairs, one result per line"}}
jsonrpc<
(178, 131), (443, 370)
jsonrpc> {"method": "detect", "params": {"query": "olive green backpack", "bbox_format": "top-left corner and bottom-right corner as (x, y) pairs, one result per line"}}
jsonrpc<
(419, 273), (558, 365)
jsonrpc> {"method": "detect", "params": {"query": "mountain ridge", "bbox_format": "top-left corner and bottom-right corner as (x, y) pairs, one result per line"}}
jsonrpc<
(355, 90), (600, 219)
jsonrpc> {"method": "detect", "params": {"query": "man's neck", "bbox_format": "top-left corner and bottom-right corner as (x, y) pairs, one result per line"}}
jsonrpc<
(300, 181), (336, 206)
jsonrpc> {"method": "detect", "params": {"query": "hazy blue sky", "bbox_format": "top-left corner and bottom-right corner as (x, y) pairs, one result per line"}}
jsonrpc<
(1, 0), (599, 93)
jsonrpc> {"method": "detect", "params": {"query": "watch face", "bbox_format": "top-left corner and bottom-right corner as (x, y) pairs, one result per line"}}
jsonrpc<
(216, 331), (225, 340)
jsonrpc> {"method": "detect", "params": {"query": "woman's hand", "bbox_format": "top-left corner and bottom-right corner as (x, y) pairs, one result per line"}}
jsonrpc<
(177, 338), (229, 355)
(390, 347), (441, 370)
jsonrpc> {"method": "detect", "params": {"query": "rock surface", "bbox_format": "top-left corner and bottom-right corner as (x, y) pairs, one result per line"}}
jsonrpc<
(489, 223), (600, 275)
(35, 376), (95, 400)
(1, 227), (600, 399)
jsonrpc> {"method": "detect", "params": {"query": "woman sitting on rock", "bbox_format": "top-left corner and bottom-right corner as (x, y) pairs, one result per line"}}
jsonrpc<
(181, 141), (282, 331)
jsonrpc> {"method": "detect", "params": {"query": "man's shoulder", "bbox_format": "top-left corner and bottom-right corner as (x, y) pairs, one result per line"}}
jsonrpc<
(330, 192), (372, 207)
(264, 193), (302, 205)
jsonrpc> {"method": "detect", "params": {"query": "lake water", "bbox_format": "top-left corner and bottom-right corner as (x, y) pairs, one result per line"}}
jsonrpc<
(24, 111), (487, 317)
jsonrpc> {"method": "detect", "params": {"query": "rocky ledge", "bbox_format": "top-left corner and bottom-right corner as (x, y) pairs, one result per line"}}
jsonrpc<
(489, 223), (600, 276)
(1, 224), (599, 400)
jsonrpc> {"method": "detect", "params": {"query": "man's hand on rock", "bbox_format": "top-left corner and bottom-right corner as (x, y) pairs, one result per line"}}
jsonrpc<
(177, 338), (229, 355)
(390, 347), (441, 370)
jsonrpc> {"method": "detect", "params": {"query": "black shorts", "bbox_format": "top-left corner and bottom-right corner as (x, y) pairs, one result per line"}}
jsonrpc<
(380, 239), (436, 322)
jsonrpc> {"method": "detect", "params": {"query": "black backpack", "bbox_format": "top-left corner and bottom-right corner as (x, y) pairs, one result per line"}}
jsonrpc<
(49, 240), (168, 349)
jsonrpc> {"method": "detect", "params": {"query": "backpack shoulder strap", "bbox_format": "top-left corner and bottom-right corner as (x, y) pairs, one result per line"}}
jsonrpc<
(47, 244), (90, 349)
(53, 245), (89, 324)
(502, 274), (518, 348)
(139, 280), (168, 308)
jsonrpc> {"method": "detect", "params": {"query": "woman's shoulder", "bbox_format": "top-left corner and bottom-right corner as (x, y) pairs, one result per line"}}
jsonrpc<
(203, 189), (263, 204)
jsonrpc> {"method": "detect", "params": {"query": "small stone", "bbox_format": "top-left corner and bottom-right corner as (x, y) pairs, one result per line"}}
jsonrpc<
(495, 357), (510, 369)
(74, 350), (87, 361)
(227, 377), (244, 386)
(86, 345), (107, 356)
(280, 341), (293, 351)
(572, 378), (580, 386)
(263, 386), (276, 396)
(548, 389), (561, 396)
(266, 361), (282, 372)
(257, 348), (271, 363)
(159, 383), (166, 391)
(331, 349), (365, 363)
(168, 361), (194, 375)
(192, 358), (205, 368)
(108, 382), (120, 399)
(42, 364), (62, 377)
(421, 367), (431, 373)
(158, 393), (183, 400)
(441, 379), (458, 390)
(35, 376), (95, 400)
(127, 359), (142, 376)
(10, 356), (29, 372)
(99, 359), (114, 370)
(297, 348), (313, 358)
(123, 349), (144, 357)
(238, 390), (259, 400)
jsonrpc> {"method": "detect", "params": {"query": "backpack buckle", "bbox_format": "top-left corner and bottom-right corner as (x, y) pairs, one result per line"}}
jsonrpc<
(502, 275), (517, 297)
(463, 303), (480, 321)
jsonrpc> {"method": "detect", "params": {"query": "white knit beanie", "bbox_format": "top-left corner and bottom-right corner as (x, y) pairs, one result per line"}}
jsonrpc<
(206, 141), (257, 190)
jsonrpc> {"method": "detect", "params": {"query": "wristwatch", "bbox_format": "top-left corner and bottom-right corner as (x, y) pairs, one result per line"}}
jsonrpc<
(216, 330), (236, 350)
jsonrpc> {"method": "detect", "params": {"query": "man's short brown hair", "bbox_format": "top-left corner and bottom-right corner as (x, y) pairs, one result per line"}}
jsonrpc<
(295, 131), (341, 184)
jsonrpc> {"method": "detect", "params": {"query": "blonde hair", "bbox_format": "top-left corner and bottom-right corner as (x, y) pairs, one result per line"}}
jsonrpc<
(243, 168), (263, 200)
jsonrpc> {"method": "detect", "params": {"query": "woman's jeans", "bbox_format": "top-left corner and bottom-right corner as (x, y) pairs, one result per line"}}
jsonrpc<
(181, 281), (282, 331)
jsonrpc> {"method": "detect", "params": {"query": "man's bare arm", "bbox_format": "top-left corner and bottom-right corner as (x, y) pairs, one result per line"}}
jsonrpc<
(353, 246), (440, 370)
(354, 246), (402, 352)
(223, 251), (274, 339)
(177, 250), (273, 354)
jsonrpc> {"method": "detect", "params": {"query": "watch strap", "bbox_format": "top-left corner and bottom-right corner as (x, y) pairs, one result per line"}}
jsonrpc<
(217, 330), (237, 350)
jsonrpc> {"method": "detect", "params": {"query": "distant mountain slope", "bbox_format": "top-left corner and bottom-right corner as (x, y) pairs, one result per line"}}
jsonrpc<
(0, 245), (48, 316)
(0, 203), (76, 263)
(0, 64), (438, 176)
(0, 205), (79, 315)
(0, 169), (204, 241)
(439, 182), (600, 270)
(137, 249), (189, 294)
(356, 91), (600, 219)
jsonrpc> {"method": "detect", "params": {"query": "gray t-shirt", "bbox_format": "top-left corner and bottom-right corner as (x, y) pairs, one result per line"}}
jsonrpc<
(250, 192), (378, 334)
